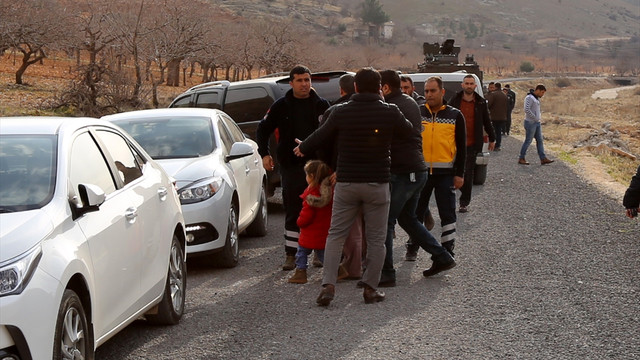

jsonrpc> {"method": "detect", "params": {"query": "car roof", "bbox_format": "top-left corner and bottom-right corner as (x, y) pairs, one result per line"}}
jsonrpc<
(103, 108), (222, 122)
(0, 116), (107, 135)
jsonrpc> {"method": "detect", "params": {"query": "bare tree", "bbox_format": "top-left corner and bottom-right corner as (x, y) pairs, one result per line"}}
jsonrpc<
(0, 0), (67, 84)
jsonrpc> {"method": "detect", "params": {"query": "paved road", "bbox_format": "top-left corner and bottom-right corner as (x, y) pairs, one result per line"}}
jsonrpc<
(96, 135), (639, 359)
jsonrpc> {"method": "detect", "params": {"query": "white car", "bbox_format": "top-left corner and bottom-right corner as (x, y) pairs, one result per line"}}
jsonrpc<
(0, 117), (187, 359)
(104, 108), (268, 267)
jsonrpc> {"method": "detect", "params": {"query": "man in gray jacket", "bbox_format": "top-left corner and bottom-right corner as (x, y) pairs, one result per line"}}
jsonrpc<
(518, 84), (554, 165)
(294, 68), (413, 306)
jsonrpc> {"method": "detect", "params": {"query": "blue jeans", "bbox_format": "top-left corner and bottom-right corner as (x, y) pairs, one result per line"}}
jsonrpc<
(384, 172), (451, 277)
(295, 246), (324, 270)
(519, 121), (547, 160)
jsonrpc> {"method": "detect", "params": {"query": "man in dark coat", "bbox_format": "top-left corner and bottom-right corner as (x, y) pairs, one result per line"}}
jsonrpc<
(623, 165), (640, 219)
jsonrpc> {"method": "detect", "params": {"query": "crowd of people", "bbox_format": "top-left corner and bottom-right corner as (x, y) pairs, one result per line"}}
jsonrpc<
(256, 65), (634, 307)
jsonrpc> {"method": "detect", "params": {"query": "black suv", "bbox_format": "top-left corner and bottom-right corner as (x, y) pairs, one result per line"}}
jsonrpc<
(169, 71), (352, 195)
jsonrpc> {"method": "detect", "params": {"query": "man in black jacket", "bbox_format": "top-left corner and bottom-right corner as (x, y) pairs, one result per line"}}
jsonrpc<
(378, 70), (455, 287)
(256, 65), (330, 270)
(623, 165), (640, 219)
(449, 74), (496, 212)
(294, 68), (413, 306)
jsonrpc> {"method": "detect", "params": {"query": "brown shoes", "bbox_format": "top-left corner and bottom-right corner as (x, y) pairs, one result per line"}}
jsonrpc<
(363, 285), (385, 304)
(518, 158), (530, 165)
(288, 269), (307, 284)
(316, 284), (335, 306)
(541, 158), (555, 165)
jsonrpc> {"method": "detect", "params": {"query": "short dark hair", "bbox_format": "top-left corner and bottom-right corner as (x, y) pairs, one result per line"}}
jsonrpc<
(289, 65), (311, 81)
(463, 74), (475, 81)
(399, 75), (414, 85)
(494, 82), (502, 90)
(354, 67), (381, 94)
(535, 84), (547, 91)
(379, 70), (401, 90)
(504, 84), (510, 88)
(426, 76), (443, 90)
(339, 73), (355, 94)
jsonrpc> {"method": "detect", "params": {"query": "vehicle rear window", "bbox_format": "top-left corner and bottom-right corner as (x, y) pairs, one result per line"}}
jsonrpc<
(116, 117), (215, 159)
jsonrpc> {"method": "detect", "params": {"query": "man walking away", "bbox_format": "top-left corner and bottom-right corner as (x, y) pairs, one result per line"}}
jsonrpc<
(256, 65), (331, 270)
(504, 84), (516, 135)
(518, 84), (554, 165)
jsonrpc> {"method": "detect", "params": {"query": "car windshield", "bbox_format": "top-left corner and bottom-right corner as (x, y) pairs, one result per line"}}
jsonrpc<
(0, 135), (57, 212)
(116, 117), (215, 159)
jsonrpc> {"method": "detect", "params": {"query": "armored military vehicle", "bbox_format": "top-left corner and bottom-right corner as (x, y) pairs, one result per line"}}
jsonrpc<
(417, 39), (483, 85)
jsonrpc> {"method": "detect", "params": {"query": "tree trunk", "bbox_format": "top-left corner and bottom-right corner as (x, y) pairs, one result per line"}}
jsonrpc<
(166, 58), (182, 86)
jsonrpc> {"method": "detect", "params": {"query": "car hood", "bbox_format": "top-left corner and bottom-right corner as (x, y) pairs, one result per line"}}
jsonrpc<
(0, 210), (53, 262)
(155, 156), (217, 187)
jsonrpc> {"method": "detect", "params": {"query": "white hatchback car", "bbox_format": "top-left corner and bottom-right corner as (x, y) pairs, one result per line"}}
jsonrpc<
(104, 108), (268, 268)
(0, 117), (186, 359)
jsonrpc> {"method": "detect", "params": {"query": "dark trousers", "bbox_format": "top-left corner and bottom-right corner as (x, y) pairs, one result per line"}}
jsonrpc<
(409, 173), (457, 251)
(280, 166), (307, 255)
(492, 121), (506, 149)
(459, 146), (477, 207)
(506, 110), (513, 134)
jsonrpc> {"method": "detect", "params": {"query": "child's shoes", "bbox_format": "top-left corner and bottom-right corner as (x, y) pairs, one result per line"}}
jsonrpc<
(288, 268), (307, 284)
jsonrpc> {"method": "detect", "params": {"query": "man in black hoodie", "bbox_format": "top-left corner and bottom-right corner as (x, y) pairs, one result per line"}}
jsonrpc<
(257, 65), (331, 271)
(449, 74), (496, 212)
(379, 70), (455, 287)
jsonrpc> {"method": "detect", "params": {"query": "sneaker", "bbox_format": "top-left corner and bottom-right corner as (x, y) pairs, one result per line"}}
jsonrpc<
(442, 240), (455, 257)
(459, 205), (468, 213)
(288, 268), (307, 284)
(494, 147), (501, 151)
(282, 255), (296, 271)
(541, 158), (555, 165)
(518, 158), (530, 165)
(423, 259), (457, 277)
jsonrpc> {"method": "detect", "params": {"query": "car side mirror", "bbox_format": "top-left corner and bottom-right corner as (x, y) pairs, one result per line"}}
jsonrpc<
(225, 142), (254, 163)
(71, 183), (106, 219)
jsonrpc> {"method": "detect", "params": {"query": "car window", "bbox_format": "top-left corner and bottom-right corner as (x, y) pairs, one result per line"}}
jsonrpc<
(69, 132), (117, 197)
(0, 135), (56, 211)
(195, 92), (222, 110)
(171, 95), (192, 108)
(217, 118), (235, 154)
(116, 117), (215, 159)
(219, 114), (246, 143)
(94, 130), (143, 186)
(224, 87), (273, 124)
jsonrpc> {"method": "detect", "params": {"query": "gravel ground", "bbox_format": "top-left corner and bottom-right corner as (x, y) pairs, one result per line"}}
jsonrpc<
(96, 135), (639, 360)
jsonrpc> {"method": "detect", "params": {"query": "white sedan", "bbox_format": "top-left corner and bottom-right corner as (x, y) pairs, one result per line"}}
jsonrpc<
(0, 117), (187, 359)
(104, 108), (268, 267)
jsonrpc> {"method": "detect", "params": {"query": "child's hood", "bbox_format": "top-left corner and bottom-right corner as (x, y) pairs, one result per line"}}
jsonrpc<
(304, 177), (333, 208)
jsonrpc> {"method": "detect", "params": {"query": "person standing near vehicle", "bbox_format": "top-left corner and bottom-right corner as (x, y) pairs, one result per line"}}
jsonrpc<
(294, 67), (414, 306)
(504, 84), (516, 135)
(623, 165), (640, 219)
(449, 74), (496, 213)
(518, 84), (554, 165)
(485, 82), (508, 151)
(414, 76), (466, 258)
(379, 70), (456, 287)
(256, 65), (331, 270)
(400, 75), (426, 105)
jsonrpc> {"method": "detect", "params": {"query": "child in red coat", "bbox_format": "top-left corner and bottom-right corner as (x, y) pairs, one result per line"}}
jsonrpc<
(289, 160), (344, 284)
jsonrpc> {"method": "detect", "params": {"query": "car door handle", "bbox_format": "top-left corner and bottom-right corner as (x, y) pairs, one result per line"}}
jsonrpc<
(125, 207), (138, 222)
(158, 187), (168, 201)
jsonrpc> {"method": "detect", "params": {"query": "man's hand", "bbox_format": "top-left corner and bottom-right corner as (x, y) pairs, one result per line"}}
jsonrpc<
(262, 155), (275, 171)
(453, 176), (464, 189)
(488, 141), (496, 151)
(293, 138), (305, 157)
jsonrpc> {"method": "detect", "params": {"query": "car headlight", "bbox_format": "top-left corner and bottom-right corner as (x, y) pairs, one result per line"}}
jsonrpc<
(178, 177), (223, 204)
(0, 244), (42, 297)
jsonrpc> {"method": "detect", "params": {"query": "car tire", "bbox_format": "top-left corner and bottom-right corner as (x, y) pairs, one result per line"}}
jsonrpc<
(245, 182), (268, 237)
(214, 201), (239, 268)
(147, 234), (186, 325)
(473, 164), (488, 185)
(53, 289), (93, 360)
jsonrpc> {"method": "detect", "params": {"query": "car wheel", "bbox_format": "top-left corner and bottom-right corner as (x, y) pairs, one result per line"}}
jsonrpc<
(214, 201), (239, 268)
(147, 234), (186, 325)
(245, 182), (268, 237)
(53, 289), (93, 360)
(473, 164), (488, 185)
